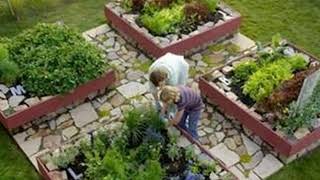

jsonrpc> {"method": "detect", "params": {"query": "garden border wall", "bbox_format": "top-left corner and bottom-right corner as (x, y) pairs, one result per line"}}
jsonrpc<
(104, 3), (241, 58)
(199, 43), (320, 157)
(0, 70), (116, 129)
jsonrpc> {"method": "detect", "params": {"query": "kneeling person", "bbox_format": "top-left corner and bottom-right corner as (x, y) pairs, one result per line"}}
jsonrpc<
(160, 85), (203, 139)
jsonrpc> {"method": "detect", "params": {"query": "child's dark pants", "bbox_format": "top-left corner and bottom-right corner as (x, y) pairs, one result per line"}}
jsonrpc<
(178, 110), (201, 139)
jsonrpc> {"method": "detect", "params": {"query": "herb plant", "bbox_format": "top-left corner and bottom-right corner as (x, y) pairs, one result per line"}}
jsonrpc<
(6, 23), (106, 96)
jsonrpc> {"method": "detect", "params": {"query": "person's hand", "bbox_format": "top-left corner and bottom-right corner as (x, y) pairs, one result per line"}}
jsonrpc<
(155, 101), (162, 112)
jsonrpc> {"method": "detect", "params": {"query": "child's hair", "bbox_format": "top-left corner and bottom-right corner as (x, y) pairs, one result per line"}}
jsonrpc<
(150, 69), (167, 87)
(160, 86), (180, 103)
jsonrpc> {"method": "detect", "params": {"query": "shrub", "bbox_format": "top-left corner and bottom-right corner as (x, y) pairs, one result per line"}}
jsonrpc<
(243, 57), (307, 102)
(7, 23), (106, 96)
(139, 4), (185, 35)
(232, 59), (258, 85)
(0, 43), (19, 85)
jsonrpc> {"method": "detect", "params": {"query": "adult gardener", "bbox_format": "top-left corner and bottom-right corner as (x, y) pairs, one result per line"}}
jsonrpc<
(148, 53), (189, 113)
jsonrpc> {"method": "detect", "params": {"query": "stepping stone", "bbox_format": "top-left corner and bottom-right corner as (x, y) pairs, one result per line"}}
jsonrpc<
(229, 166), (260, 180)
(70, 103), (98, 128)
(209, 143), (240, 167)
(230, 33), (256, 51)
(9, 95), (25, 107)
(62, 126), (78, 140)
(253, 154), (283, 179)
(19, 137), (42, 156)
(117, 82), (147, 99)
(0, 100), (9, 111)
(242, 151), (264, 170)
(43, 135), (61, 150)
(241, 133), (260, 156)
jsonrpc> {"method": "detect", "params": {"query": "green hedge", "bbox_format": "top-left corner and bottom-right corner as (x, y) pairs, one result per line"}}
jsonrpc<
(4, 23), (107, 96)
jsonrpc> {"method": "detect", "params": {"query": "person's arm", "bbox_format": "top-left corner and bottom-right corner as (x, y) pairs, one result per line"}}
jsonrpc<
(169, 109), (184, 125)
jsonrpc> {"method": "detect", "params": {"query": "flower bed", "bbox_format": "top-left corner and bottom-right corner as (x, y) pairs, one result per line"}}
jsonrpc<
(36, 108), (236, 180)
(0, 24), (116, 129)
(199, 37), (320, 158)
(104, 0), (241, 58)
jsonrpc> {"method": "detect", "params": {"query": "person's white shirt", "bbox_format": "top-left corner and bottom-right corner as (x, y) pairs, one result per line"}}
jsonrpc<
(148, 52), (189, 94)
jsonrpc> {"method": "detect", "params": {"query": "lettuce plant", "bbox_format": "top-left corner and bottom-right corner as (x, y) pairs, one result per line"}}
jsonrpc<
(139, 4), (184, 35)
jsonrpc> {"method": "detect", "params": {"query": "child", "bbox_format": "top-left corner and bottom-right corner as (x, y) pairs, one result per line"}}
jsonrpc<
(148, 53), (189, 111)
(160, 85), (203, 139)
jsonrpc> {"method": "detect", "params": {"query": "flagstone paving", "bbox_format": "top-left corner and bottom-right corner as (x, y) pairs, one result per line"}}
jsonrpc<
(9, 24), (286, 179)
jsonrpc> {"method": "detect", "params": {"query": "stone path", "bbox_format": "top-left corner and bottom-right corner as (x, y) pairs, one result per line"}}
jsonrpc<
(10, 24), (286, 179)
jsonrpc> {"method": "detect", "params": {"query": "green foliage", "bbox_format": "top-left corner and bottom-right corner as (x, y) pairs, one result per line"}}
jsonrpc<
(240, 153), (252, 163)
(281, 80), (320, 134)
(0, 43), (9, 61)
(7, 23), (106, 96)
(232, 59), (258, 85)
(134, 160), (165, 180)
(167, 143), (182, 161)
(243, 60), (292, 102)
(52, 147), (79, 169)
(200, 160), (216, 176)
(200, 0), (218, 13)
(185, 145), (196, 161)
(102, 149), (128, 180)
(139, 4), (185, 35)
(124, 108), (148, 146)
(243, 56), (307, 102)
(271, 33), (282, 49)
(0, 43), (19, 85)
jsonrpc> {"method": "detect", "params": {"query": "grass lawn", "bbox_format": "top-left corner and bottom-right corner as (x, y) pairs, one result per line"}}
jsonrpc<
(0, 0), (320, 179)
(0, 125), (40, 179)
(0, 0), (107, 37)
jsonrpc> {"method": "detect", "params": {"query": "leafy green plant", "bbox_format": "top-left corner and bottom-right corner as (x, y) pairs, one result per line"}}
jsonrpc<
(6, 23), (106, 96)
(0, 44), (9, 61)
(200, 160), (216, 176)
(185, 145), (196, 161)
(167, 143), (182, 161)
(243, 56), (307, 102)
(232, 59), (258, 85)
(102, 149), (128, 180)
(139, 4), (185, 35)
(134, 160), (165, 180)
(52, 147), (79, 169)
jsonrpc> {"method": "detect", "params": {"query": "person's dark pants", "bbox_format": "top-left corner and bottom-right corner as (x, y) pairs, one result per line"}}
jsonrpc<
(178, 110), (201, 139)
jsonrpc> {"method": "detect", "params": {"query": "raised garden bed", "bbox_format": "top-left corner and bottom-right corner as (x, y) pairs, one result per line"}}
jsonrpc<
(0, 70), (116, 129)
(0, 23), (116, 129)
(36, 108), (236, 180)
(199, 38), (320, 158)
(104, 1), (241, 58)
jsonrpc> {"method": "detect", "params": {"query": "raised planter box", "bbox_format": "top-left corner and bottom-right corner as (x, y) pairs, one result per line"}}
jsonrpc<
(199, 43), (320, 157)
(0, 70), (116, 129)
(104, 2), (241, 58)
(36, 125), (237, 180)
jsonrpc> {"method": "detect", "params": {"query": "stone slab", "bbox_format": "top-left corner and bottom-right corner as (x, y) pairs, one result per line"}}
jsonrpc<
(70, 103), (98, 128)
(253, 154), (283, 179)
(209, 143), (240, 167)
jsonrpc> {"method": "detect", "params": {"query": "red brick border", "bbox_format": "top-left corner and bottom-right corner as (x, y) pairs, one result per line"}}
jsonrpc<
(104, 4), (241, 58)
(0, 70), (116, 129)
